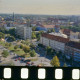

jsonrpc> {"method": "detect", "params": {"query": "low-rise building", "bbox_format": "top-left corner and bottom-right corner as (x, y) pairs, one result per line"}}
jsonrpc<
(36, 24), (55, 31)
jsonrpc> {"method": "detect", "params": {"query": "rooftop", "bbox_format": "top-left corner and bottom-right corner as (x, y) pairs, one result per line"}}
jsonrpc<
(49, 32), (68, 38)
(66, 41), (80, 49)
(42, 33), (69, 43)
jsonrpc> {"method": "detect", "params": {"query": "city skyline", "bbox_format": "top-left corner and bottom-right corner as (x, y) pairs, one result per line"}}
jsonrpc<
(0, 0), (80, 15)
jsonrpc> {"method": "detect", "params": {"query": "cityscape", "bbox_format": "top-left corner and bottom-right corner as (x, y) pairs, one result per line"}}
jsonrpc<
(0, 0), (80, 67)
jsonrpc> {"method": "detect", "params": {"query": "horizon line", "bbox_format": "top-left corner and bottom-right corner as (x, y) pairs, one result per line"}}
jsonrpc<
(0, 12), (80, 16)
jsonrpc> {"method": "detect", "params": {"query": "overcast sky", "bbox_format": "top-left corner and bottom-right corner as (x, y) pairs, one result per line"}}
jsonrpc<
(0, 0), (80, 15)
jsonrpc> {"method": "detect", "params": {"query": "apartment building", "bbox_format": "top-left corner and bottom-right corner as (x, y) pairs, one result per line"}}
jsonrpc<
(16, 25), (32, 40)
(40, 33), (69, 52)
(65, 41), (80, 62)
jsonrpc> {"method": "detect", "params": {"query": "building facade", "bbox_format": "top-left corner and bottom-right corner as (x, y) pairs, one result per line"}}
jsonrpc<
(16, 25), (32, 40)
(65, 41), (80, 62)
(40, 33), (69, 52)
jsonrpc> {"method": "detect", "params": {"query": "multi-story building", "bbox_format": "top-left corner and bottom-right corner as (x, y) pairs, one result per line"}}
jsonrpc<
(70, 31), (80, 40)
(16, 25), (32, 40)
(40, 33), (69, 52)
(65, 41), (80, 62)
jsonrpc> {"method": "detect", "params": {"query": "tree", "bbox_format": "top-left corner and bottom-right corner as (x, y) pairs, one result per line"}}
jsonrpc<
(30, 50), (36, 57)
(30, 43), (35, 49)
(32, 26), (37, 31)
(9, 43), (12, 46)
(7, 36), (15, 41)
(50, 56), (60, 67)
(25, 39), (30, 45)
(2, 50), (9, 57)
(9, 28), (16, 37)
(20, 44), (23, 49)
(23, 46), (30, 53)
(46, 46), (53, 55)
(14, 45), (18, 50)
(63, 63), (67, 67)
(5, 42), (9, 46)
(36, 31), (44, 41)
(0, 32), (5, 39)
(32, 31), (36, 39)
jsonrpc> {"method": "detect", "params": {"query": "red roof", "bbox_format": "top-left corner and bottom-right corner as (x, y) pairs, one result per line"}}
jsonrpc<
(37, 24), (55, 28)
(43, 25), (55, 28)
(42, 33), (69, 43)
(61, 29), (71, 36)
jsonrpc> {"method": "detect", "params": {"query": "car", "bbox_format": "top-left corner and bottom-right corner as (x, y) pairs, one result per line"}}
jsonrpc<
(26, 62), (30, 64)
(18, 57), (21, 60)
(15, 59), (17, 61)
(24, 60), (30, 63)
(25, 64), (28, 66)
(31, 62), (34, 65)
(37, 64), (42, 67)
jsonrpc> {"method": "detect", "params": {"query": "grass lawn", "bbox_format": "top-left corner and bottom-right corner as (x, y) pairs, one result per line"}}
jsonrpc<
(0, 41), (5, 47)
(8, 45), (14, 50)
(8, 45), (25, 56)
(30, 58), (38, 61)
(25, 54), (30, 58)
(14, 49), (25, 56)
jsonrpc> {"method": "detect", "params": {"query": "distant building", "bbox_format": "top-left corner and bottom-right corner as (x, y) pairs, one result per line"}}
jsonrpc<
(70, 31), (80, 40)
(54, 25), (60, 33)
(60, 29), (80, 42)
(49, 32), (68, 38)
(65, 41), (80, 62)
(16, 25), (32, 40)
(60, 29), (71, 37)
(36, 24), (55, 31)
(40, 33), (69, 52)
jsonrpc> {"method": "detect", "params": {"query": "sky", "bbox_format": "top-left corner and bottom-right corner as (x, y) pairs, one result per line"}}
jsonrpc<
(0, 0), (80, 15)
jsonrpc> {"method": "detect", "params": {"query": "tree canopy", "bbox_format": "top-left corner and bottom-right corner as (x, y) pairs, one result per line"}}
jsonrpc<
(30, 49), (36, 57)
(50, 56), (60, 67)
(2, 50), (9, 57)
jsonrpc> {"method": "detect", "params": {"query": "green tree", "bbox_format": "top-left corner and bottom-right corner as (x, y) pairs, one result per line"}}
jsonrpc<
(32, 31), (36, 39)
(9, 43), (12, 46)
(32, 26), (37, 31)
(25, 39), (30, 45)
(63, 63), (67, 67)
(50, 56), (60, 67)
(46, 46), (53, 55)
(36, 31), (44, 41)
(2, 50), (9, 57)
(30, 43), (35, 49)
(23, 46), (30, 53)
(5, 42), (9, 46)
(30, 50), (36, 57)
(20, 44), (23, 49)
(7, 36), (15, 41)
(0, 32), (5, 39)
(14, 45), (18, 50)
(9, 28), (16, 36)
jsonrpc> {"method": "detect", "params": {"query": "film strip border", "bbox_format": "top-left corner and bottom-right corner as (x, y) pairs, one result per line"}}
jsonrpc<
(0, 67), (80, 80)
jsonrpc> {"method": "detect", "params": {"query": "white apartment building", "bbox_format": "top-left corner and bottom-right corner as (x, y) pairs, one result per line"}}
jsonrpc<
(16, 25), (32, 40)
(40, 33), (69, 52)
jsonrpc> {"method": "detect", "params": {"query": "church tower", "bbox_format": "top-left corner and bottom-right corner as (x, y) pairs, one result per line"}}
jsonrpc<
(13, 12), (14, 21)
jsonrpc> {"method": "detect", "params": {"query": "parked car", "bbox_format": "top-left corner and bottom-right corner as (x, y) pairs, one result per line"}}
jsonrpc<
(15, 59), (17, 61)
(18, 57), (21, 60)
(31, 62), (34, 65)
